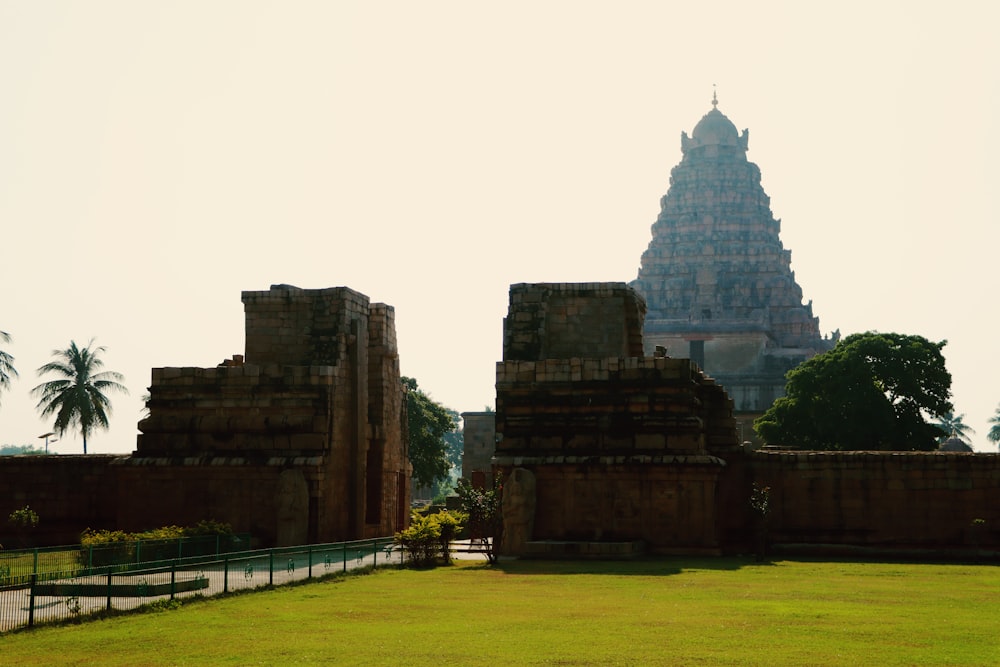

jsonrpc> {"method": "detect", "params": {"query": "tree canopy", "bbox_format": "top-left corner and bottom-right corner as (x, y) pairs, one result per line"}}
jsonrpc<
(754, 332), (952, 451)
(0, 330), (17, 407)
(934, 411), (974, 444)
(403, 376), (459, 488)
(988, 405), (1000, 450)
(32, 339), (128, 454)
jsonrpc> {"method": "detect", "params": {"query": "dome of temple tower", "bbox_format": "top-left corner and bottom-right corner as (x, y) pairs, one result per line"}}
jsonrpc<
(680, 92), (749, 155)
(691, 108), (741, 146)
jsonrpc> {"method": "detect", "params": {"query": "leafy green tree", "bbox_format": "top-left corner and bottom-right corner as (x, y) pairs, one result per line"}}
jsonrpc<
(31, 339), (128, 454)
(754, 332), (952, 451)
(456, 477), (503, 564)
(0, 330), (17, 406)
(934, 411), (975, 444)
(443, 408), (464, 470)
(988, 405), (1000, 450)
(403, 376), (458, 488)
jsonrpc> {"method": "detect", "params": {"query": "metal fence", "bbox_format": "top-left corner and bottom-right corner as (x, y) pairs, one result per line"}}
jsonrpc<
(0, 534), (252, 587)
(0, 537), (400, 633)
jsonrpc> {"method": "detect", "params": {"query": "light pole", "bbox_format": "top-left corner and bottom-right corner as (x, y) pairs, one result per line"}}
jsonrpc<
(38, 431), (57, 454)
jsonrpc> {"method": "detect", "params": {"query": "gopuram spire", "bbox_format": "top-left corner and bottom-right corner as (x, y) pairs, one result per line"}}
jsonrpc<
(630, 100), (837, 434)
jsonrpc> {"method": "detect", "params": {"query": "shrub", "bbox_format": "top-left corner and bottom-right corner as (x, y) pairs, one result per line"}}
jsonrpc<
(456, 477), (503, 564)
(9, 505), (40, 529)
(79, 520), (235, 567)
(394, 510), (466, 567)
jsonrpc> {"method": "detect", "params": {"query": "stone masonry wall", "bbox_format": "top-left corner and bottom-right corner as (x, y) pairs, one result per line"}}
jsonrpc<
(743, 451), (1000, 551)
(503, 283), (645, 362)
(461, 412), (496, 488)
(495, 282), (738, 555)
(0, 456), (122, 546)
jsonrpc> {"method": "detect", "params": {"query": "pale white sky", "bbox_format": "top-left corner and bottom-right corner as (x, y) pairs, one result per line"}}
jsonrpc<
(2, 1), (998, 453)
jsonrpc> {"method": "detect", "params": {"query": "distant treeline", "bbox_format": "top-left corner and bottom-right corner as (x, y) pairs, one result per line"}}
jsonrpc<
(0, 445), (46, 456)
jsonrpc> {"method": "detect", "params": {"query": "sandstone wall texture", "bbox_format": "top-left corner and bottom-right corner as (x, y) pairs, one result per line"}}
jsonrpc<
(461, 411), (496, 489)
(495, 282), (738, 555)
(743, 451), (1000, 552)
(0, 455), (123, 546)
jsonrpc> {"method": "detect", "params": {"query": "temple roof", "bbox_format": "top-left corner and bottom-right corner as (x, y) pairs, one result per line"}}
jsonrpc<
(939, 435), (973, 452)
(681, 94), (749, 155)
(692, 108), (740, 146)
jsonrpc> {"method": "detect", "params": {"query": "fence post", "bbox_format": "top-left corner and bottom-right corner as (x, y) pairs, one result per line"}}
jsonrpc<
(171, 561), (177, 600)
(224, 556), (229, 594)
(106, 567), (113, 611)
(28, 573), (36, 629)
(373, 539), (378, 567)
(269, 550), (274, 586)
(342, 541), (347, 573)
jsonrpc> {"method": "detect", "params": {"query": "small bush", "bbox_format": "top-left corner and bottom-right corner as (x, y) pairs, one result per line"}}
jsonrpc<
(9, 505), (40, 529)
(79, 520), (236, 567)
(394, 510), (466, 567)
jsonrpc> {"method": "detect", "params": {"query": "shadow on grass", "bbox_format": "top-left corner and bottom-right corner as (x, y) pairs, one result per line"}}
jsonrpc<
(478, 554), (780, 577)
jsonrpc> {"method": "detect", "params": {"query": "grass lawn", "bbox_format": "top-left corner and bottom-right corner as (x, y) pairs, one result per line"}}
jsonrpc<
(2, 557), (997, 666)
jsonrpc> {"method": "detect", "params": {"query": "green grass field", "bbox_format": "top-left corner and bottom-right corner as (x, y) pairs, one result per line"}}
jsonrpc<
(2, 557), (998, 666)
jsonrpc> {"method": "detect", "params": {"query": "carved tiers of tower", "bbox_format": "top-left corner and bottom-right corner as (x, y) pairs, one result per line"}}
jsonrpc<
(630, 100), (835, 416)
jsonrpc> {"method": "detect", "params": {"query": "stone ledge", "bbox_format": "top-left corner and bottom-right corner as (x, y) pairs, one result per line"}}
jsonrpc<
(492, 454), (726, 467)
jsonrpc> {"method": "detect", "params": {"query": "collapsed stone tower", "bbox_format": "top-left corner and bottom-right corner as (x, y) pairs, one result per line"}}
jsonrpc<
(630, 96), (836, 435)
(122, 285), (410, 546)
(494, 282), (739, 556)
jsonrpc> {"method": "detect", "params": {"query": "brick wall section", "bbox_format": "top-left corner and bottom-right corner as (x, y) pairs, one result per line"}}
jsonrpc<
(137, 364), (339, 456)
(496, 357), (736, 455)
(495, 282), (737, 555)
(0, 456), (123, 546)
(744, 451), (1000, 551)
(242, 285), (371, 366)
(363, 302), (409, 537)
(495, 356), (736, 554)
(503, 283), (646, 361)
(461, 412), (496, 487)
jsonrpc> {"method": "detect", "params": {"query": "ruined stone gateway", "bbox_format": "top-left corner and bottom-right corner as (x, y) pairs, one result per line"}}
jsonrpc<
(494, 282), (740, 556)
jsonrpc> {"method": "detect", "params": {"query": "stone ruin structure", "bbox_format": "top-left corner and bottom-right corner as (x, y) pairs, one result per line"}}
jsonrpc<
(630, 95), (837, 439)
(492, 281), (1000, 558)
(494, 282), (740, 556)
(0, 285), (410, 547)
(460, 411), (496, 489)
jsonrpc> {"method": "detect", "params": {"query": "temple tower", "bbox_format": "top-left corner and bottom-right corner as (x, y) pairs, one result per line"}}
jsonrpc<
(630, 95), (836, 440)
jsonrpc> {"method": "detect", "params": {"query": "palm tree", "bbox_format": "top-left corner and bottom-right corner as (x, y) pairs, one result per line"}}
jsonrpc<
(32, 339), (128, 454)
(988, 405), (1000, 450)
(0, 330), (17, 407)
(934, 411), (975, 444)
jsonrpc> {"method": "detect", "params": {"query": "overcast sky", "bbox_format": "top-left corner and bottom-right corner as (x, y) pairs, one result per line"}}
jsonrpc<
(2, 1), (998, 453)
